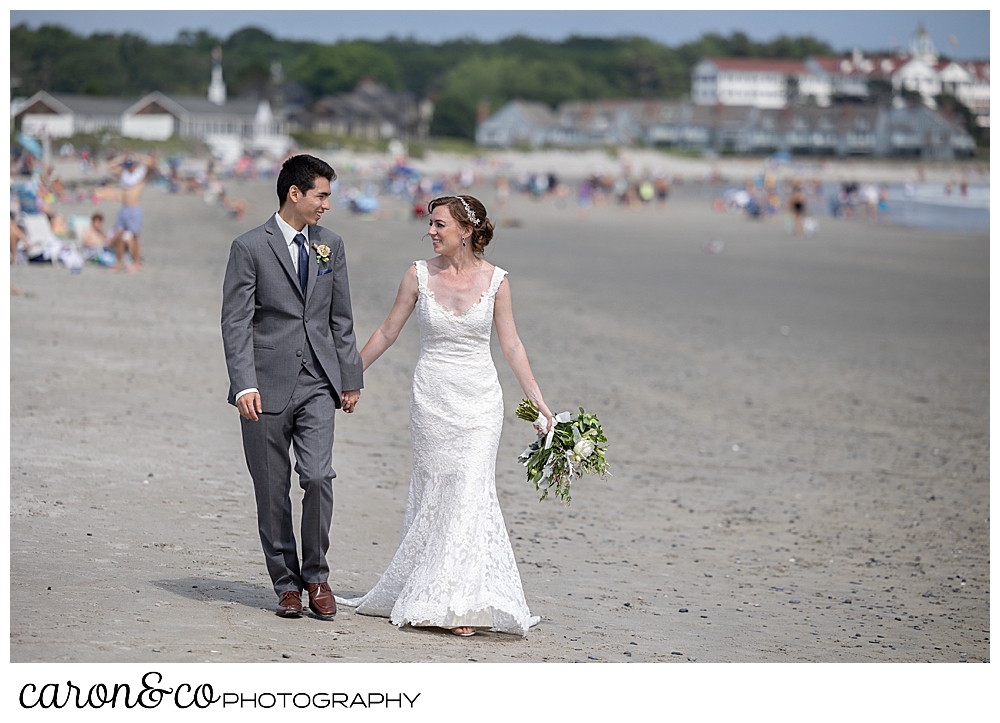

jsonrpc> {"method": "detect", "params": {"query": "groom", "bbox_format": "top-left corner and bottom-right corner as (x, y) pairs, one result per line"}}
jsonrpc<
(221, 154), (363, 619)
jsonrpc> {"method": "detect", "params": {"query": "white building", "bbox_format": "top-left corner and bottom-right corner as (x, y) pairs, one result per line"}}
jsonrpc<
(806, 54), (871, 101)
(862, 28), (988, 126)
(692, 28), (988, 126)
(207, 45), (227, 106)
(892, 58), (943, 107)
(121, 93), (184, 140)
(16, 92), (133, 138)
(14, 51), (293, 160)
(692, 58), (820, 108)
(475, 98), (975, 159)
(938, 60), (990, 127)
(474, 100), (557, 148)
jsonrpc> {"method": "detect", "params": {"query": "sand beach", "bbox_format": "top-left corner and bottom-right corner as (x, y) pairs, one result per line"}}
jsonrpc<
(9, 153), (989, 666)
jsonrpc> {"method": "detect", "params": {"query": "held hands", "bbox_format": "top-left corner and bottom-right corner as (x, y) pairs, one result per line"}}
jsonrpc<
(237, 390), (360, 418)
(237, 392), (262, 421)
(341, 389), (361, 413)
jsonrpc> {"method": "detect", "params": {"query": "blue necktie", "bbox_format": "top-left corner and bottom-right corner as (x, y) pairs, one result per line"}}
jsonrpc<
(294, 233), (308, 294)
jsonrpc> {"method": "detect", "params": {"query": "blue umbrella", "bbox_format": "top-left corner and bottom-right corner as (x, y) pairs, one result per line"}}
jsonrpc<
(17, 133), (44, 159)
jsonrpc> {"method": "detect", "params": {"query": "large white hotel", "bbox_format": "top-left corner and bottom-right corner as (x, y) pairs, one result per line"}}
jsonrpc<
(691, 29), (988, 128)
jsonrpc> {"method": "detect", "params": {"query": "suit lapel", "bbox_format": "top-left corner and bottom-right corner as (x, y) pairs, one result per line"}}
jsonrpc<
(264, 215), (304, 300)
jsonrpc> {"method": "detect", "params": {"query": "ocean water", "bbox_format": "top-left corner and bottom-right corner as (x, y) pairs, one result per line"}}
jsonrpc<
(884, 183), (990, 233)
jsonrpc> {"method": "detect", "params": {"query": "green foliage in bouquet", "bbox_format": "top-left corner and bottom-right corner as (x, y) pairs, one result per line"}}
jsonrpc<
(515, 399), (610, 504)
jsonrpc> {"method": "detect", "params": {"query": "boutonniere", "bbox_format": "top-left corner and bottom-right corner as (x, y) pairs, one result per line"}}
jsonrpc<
(313, 243), (331, 264)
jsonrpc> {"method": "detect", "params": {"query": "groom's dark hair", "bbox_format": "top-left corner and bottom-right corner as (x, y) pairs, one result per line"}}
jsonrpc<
(277, 154), (336, 207)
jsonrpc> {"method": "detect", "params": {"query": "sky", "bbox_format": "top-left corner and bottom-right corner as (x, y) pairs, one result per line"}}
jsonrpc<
(8, 9), (992, 60)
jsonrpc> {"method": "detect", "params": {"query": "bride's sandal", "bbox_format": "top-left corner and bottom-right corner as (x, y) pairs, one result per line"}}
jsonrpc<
(452, 627), (476, 637)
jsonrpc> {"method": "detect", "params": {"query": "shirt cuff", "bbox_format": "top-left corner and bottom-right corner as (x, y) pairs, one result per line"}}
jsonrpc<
(235, 388), (258, 402)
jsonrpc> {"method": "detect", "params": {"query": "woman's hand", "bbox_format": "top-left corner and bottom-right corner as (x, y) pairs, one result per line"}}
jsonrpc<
(533, 400), (555, 433)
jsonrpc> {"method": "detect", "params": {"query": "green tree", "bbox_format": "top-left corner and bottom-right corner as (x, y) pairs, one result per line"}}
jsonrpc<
(936, 92), (986, 147)
(10, 23), (842, 139)
(429, 94), (477, 139)
(290, 42), (401, 97)
(441, 55), (594, 111)
(371, 36), (485, 97)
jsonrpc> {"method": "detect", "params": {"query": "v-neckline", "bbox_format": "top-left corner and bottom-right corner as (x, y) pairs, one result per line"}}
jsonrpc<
(423, 263), (495, 319)
(424, 285), (492, 319)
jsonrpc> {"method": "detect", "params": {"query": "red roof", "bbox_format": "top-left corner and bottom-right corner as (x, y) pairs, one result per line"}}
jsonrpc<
(963, 61), (990, 81)
(934, 59), (990, 81)
(706, 58), (810, 74)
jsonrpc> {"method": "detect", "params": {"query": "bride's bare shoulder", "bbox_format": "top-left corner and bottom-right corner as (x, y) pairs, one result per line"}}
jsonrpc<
(400, 263), (419, 286)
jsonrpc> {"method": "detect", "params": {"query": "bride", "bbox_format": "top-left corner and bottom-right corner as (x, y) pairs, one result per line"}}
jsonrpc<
(336, 194), (554, 637)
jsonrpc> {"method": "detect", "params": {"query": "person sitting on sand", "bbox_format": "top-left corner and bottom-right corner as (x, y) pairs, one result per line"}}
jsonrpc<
(49, 212), (71, 239)
(79, 212), (116, 265)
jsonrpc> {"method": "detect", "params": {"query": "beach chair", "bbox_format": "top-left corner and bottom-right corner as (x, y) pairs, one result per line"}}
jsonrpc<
(69, 215), (91, 242)
(20, 213), (58, 262)
(20, 213), (84, 272)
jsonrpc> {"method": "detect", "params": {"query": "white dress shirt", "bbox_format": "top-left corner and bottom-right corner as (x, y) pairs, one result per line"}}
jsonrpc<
(273, 210), (309, 274)
(235, 213), (309, 403)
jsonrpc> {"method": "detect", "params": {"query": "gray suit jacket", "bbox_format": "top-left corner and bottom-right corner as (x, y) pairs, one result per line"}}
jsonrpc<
(221, 214), (363, 413)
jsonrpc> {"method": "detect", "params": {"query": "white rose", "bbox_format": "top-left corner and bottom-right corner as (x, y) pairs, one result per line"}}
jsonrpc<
(574, 438), (595, 459)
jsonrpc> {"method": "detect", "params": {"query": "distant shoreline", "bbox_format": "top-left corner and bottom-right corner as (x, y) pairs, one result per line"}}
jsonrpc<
(29, 145), (989, 189)
(310, 147), (990, 186)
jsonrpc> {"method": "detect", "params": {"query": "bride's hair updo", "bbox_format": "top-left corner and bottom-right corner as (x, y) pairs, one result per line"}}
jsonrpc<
(427, 195), (495, 258)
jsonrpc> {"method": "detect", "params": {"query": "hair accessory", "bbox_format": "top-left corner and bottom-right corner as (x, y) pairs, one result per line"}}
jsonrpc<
(458, 197), (480, 226)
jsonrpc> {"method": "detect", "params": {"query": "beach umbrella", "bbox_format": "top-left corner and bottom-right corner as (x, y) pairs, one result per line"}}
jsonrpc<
(17, 133), (44, 159)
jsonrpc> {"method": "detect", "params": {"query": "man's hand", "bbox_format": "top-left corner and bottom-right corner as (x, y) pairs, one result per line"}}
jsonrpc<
(237, 392), (262, 421)
(341, 389), (361, 413)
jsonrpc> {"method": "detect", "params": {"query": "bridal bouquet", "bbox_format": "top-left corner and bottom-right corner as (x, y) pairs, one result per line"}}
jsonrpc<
(515, 399), (610, 504)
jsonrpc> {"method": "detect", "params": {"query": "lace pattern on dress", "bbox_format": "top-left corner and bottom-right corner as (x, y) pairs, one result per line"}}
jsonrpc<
(336, 259), (538, 636)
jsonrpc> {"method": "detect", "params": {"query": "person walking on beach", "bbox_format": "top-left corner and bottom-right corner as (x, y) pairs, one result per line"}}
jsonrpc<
(877, 184), (891, 224)
(108, 151), (153, 273)
(335, 195), (553, 637)
(221, 154), (364, 619)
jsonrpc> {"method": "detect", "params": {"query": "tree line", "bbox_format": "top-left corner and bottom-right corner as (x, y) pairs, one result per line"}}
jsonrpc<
(11, 23), (835, 139)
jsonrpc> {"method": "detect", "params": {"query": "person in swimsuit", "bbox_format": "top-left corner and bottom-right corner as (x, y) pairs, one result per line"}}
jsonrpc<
(108, 152), (154, 273)
(789, 182), (806, 237)
(877, 184), (891, 224)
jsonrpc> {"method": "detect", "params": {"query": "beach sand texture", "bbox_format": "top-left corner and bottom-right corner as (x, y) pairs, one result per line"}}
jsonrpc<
(10, 172), (988, 663)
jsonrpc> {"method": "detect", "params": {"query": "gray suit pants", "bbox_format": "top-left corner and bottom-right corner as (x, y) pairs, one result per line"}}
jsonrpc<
(241, 367), (337, 595)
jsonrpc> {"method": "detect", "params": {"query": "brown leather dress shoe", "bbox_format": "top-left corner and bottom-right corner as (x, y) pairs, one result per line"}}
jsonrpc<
(276, 590), (302, 618)
(305, 582), (337, 618)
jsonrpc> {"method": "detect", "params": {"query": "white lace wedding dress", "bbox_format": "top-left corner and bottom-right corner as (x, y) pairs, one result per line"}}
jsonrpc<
(336, 260), (539, 636)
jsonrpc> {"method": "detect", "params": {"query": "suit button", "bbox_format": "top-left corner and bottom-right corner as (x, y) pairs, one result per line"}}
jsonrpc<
(296, 350), (303, 357)
(304, 317), (310, 323)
